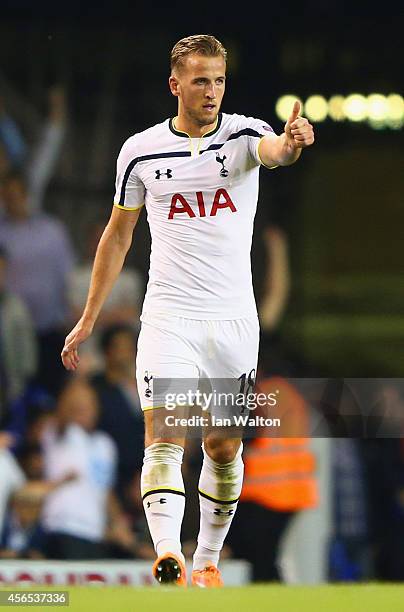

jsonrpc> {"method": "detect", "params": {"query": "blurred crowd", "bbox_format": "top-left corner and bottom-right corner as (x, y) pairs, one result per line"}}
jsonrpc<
(0, 88), (403, 582)
(0, 87), (150, 562)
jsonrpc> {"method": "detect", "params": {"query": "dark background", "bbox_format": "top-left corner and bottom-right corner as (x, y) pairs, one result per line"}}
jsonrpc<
(1, 0), (403, 375)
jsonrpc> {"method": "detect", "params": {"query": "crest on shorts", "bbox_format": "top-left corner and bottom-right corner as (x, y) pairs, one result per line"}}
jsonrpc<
(144, 371), (153, 398)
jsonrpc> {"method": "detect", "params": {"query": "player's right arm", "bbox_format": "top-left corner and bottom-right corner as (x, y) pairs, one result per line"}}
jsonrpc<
(61, 205), (142, 371)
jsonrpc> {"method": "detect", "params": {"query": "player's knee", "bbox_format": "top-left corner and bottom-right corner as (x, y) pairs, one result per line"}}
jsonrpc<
(145, 435), (185, 448)
(204, 438), (241, 464)
(143, 410), (186, 448)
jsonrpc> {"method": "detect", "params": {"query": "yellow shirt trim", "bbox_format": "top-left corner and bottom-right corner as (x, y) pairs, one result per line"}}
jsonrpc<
(172, 116), (219, 157)
(114, 202), (144, 211)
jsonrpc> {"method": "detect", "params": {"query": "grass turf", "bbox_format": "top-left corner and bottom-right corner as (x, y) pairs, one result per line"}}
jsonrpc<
(2, 584), (403, 612)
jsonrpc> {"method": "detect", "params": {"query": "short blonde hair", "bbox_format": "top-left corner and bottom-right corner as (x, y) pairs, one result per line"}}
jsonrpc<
(170, 34), (227, 72)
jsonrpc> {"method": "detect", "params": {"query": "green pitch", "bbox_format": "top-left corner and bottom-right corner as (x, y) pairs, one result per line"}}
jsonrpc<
(6, 584), (403, 612)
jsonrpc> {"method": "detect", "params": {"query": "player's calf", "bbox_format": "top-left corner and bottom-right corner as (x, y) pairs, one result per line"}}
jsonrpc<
(193, 440), (243, 576)
(141, 441), (186, 580)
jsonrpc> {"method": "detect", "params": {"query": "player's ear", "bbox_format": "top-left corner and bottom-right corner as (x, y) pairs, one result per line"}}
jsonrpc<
(169, 75), (180, 97)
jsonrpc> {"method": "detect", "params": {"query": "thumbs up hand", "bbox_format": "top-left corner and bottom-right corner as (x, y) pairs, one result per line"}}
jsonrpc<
(284, 101), (314, 149)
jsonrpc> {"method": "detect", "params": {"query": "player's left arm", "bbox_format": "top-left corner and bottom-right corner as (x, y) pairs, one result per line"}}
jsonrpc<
(258, 101), (314, 168)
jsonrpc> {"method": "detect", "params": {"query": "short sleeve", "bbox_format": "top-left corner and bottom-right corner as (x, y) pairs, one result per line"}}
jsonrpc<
(114, 136), (145, 210)
(244, 117), (278, 169)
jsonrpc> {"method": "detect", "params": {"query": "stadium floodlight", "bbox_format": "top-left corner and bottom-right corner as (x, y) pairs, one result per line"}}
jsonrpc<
(275, 95), (303, 122)
(367, 94), (388, 121)
(386, 93), (404, 129)
(343, 94), (368, 122)
(304, 95), (328, 122)
(328, 95), (345, 121)
(367, 94), (388, 129)
(275, 92), (403, 129)
(387, 93), (404, 120)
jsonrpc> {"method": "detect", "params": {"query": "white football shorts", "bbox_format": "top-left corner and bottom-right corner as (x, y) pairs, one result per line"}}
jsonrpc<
(136, 313), (260, 414)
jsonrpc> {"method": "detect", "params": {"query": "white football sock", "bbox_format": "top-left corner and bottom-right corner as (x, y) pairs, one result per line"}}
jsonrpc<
(193, 442), (243, 571)
(141, 442), (185, 564)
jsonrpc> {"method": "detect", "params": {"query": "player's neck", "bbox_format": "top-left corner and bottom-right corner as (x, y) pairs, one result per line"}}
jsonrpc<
(173, 114), (217, 138)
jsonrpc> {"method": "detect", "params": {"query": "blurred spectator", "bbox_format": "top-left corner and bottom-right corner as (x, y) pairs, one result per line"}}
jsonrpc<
(363, 437), (404, 581)
(91, 324), (144, 506)
(0, 172), (74, 395)
(0, 88), (72, 396)
(40, 378), (131, 559)
(121, 471), (158, 560)
(16, 442), (44, 481)
(0, 103), (26, 176)
(0, 432), (26, 534)
(259, 225), (291, 333)
(329, 438), (371, 581)
(25, 87), (67, 215)
(228, 376), (318, 581)
(257, 221), (308, 380)
(0, 87), (66, 211)
(69, 218), (143, 327)
(68, 219), (143, 372)
(4, 396), (54, 458)
(0, 245), (37, 423)
(0, 116), (24, 170)
(0, 469), (79, 561)
(0, 145), (11, 181)
(0, 485), (46, 560)
(103, 482), (148, 560)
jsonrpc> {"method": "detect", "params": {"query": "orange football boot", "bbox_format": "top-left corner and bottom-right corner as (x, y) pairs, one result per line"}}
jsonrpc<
(191, 565), (223, 588)
(152, 552), (187, 586)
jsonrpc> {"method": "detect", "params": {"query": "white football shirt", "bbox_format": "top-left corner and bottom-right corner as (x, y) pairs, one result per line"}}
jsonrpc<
(114, 112), (276, 320)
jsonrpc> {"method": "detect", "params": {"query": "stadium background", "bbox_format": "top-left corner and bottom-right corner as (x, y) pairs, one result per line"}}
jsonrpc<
(0, 0), (403, 599)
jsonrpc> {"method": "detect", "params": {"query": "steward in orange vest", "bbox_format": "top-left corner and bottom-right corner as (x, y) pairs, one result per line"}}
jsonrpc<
(241, 376), (318, 511)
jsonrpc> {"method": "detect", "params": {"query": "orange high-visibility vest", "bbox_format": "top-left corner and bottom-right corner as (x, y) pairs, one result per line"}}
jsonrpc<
(241, 377), (318, 512)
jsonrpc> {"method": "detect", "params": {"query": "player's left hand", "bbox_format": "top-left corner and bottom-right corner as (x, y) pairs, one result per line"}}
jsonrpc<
(284, 101), (314, 148)
(61, 318), (93, 371)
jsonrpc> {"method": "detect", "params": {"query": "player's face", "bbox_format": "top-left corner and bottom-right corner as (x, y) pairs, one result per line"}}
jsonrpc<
(170, 54), (226, 127)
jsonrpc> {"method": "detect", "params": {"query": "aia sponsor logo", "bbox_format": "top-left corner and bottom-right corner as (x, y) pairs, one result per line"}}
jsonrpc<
(168, 188), (236, 219)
